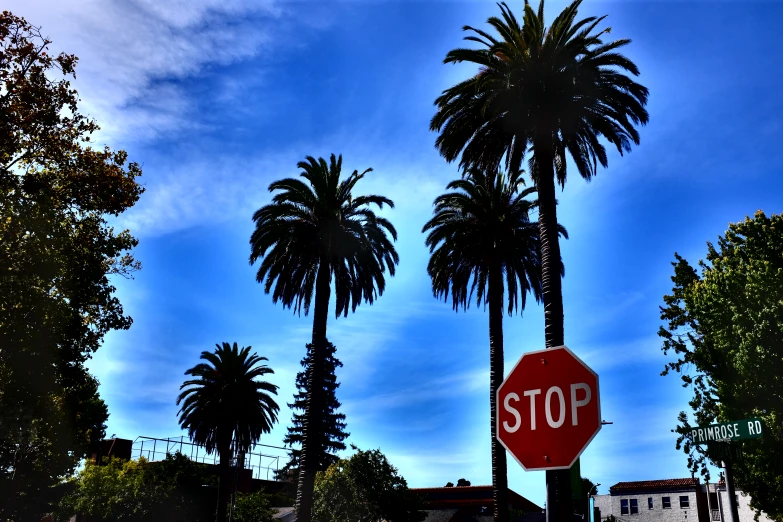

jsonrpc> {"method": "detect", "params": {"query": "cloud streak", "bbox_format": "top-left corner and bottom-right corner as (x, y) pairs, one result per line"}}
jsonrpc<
(7, 0), (309, 144)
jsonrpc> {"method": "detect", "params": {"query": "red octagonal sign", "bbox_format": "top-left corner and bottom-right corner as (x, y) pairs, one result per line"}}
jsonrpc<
(497, 345), (601, 470)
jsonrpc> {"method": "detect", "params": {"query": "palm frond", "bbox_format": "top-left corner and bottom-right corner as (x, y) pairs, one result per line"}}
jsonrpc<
(432, 0), (649, 183)
(250, 155), (399, 319)
(177, 342), (280, 457)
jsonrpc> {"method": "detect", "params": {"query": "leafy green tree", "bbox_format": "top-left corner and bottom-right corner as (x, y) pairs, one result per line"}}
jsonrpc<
(250, 154), (399, 521)
(177, 343), (280, 522)
(659, 211), (783, 521)
(57, 457), (165, 521)
(456, 478), (471, 487)
(0, 11), (144, 519)
(57, 453), (218, 522)
(276, 340), (349, 484)
(574, 477), (597, 518)
(313, 446), (425, 522)
(231, 490), (275, 522)
(423, 169), (565, 521)
(430, 1), (648, 518)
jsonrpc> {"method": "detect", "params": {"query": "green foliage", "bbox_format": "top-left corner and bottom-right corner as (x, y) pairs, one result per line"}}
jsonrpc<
(275, 340), (349, 484)
(231, 490), (275, 522)
(177, 342), (280, 522)
(442, 478), (471, 487)
(659, 211), (783, 521)
(57, 454), (218, 522)
(0, 11), (143, 520)
(265, 490), (295, 507)
(313, 447), (426, 522)
(573, 477), (597, 518)
(58, 457), (163, 521)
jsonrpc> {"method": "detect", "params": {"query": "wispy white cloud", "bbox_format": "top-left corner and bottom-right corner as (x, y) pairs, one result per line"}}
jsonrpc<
(342, 368), (487, 420)
(575, 335), (667, 372)
(7, 0), (315, 144)
(384, 447), (487, 488)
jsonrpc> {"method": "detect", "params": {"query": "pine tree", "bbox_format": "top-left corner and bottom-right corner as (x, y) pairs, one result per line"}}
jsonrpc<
(276, 340), (349, 483)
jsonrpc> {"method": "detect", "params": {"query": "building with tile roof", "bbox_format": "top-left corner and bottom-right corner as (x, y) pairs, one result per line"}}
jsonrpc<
(593, 478), (772, 522)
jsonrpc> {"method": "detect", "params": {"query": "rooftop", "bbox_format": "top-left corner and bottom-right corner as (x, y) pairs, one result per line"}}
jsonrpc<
(610, 478), (699, 493)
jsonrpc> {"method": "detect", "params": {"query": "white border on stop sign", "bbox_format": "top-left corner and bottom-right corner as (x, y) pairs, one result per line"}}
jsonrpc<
(495, 344), (602, 471)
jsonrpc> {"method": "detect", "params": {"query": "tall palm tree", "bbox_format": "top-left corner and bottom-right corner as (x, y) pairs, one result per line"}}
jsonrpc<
(430, 1), (649, 518)
(249, 154), (399, 522)
(176, 342), (280, 522)
(423, 169), (566, 522)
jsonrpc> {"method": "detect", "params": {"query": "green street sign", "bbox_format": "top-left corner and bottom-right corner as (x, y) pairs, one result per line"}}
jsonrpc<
(690, 418), (764, 445)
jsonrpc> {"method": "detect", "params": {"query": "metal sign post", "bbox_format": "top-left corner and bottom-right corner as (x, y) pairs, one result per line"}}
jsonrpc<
(723, 457), (741, 522)
(690, 418), (765, 522)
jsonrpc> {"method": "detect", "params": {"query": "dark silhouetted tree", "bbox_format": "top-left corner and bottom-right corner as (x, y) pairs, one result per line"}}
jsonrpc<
(276, 340), (349, 484)
(177, 343), (280, 522)
(423, 169), (565, 522)
(313, 447), (426, 522)
(250, 154), (399, 521)
(0, 12), (144, 520)
(431, 1), (648, 518)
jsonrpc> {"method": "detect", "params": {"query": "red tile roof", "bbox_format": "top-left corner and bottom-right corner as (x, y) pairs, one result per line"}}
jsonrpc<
(610, 478), (699, 493)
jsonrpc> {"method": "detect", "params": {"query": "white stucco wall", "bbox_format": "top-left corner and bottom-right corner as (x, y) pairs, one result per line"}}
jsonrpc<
(593, 491), (699, 522)
(715, 488), (772, 522)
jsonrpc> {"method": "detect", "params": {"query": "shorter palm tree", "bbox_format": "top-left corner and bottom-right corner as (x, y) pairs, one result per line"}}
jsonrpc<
(177, 342), (280, 522)
(423, 168), (566, 522)
(249, 154), (399, 522)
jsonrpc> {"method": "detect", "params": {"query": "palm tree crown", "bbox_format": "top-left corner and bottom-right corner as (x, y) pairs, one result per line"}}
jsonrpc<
(423, 169), (565, 312)
(249, 154), (399, 318)
(430, 0), (649, 181)
(177, 342), (280, 457)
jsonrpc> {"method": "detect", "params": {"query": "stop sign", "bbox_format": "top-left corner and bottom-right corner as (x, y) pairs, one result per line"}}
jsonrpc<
(497, 345), (601, 470)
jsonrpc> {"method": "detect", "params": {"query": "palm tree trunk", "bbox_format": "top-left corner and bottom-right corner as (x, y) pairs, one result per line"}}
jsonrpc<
(216, 440), (232, 522)
(533, 137), (572, 522)
(489, 262), (510, 522)
(295, 259), (331, 522)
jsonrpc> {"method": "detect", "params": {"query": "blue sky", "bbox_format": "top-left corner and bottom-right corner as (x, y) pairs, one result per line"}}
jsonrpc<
(11, 0), (783, 505)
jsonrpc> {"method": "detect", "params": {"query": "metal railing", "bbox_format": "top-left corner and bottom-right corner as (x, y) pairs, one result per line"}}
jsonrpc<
(131, 435), (288, 480)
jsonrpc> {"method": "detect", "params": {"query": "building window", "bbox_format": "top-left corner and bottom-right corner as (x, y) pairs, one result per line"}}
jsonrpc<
(663, 497), (672, 509)
(621, 499), (639, 515)
(648, 497), (654, 510)
(680, 496), (690, 509)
